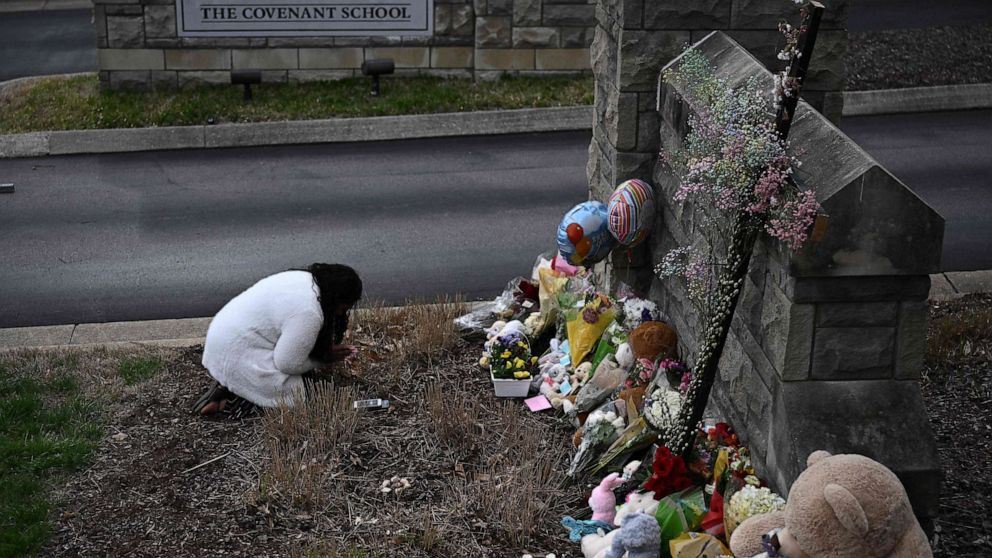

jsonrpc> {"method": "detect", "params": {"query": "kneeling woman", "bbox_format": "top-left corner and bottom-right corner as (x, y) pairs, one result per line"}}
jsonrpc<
(194, 263), (362, 415)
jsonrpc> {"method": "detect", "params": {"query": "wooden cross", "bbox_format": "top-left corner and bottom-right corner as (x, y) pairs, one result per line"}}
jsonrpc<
(775, 1), (825, 140)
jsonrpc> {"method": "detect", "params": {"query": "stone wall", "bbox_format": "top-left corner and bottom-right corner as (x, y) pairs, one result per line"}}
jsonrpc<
(93, 0), (595, 90)
(592, 27), (944, 527)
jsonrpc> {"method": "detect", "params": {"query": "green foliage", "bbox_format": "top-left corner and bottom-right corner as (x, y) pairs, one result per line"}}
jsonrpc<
(117, 356), (162, 385)
(0, 363), (102, 557)
(0, 74), (594, 134)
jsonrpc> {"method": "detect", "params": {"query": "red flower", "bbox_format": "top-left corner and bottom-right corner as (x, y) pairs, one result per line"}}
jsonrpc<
(643, 446), (694, 499)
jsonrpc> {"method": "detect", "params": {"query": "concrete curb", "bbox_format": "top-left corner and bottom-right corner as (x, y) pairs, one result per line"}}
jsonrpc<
(0, 0), (90, 12)
(839, 83), (992, 116)
(2, 79), (990, 159)
(0, 105), (593, 159)
(1, 273), (989, 351)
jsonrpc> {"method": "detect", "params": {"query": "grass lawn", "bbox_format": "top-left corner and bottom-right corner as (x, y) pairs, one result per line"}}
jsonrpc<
(0, 73), (593, 134)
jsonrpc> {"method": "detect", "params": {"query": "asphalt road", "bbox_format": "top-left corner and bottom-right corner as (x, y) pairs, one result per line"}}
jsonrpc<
(0, 9), (96, 81)
(0, 132), (589, 327)
(848, 0), (992, 31)
(1, 111), (990, 328)
(841, 110), (992, 273)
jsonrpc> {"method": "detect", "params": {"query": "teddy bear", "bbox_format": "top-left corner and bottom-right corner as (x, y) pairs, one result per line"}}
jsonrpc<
(603, 511), (661, 558)
(729, 451), (933, 558)
(581, 491), (660, 558)
(628, 322), (677, 361)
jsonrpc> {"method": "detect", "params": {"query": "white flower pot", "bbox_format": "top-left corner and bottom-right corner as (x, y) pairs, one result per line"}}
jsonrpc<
(490, 373), (531, 398)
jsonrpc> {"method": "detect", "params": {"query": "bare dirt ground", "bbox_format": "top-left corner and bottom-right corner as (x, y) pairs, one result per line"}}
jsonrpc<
(22, 294), (991, 557)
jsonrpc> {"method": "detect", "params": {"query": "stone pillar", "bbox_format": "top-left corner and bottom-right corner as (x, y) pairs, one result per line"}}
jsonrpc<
(647, 32), (944, 527)
(589, 0), (847, 294)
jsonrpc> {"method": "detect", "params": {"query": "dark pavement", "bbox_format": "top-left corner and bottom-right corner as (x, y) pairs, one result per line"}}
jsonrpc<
(1, 111), (991, 328)
(848, 0), (992, 31)
(0, 9), (97, 81)
(0, 132), (589, 327)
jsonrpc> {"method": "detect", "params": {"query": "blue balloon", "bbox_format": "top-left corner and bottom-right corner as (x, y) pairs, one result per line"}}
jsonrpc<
(557, 201), (617, 266)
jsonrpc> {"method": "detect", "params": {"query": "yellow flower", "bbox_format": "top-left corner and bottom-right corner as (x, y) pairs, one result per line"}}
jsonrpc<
(530, 356), (538, 364)
(513, 358), (525, 368)
(479, 356), (490, 367)
(501, 351), (511, 359)
(514, 371), (531, 379)
(517, 341), (527, 348)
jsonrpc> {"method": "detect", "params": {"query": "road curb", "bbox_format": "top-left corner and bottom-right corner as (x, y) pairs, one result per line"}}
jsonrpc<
(0, 0), (90, 12)
(0, 105), (593, 159)
(1, 273), (988, 351)
(838, 83), (992, 116)
(2, 78), (990, 159)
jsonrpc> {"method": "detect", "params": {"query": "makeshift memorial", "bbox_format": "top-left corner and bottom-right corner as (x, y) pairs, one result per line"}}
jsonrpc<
(484, 323), (537, 397)
(643, 446), (695, 500)
(589, 322), (625, 373)
(603, 512), (661, 558)
(667, 532), (731, 558)
(561, 516), (614, 543)
(573, 356), (626, 414)
(566, 294), (617, 366)
(568, 404), (626, 477)
(581, 491), (661, 558)
(729, 451), (933, 558)
(617, 296), (662, 332)
(655, 487), (707, 556)
(590, 416), (659, 475)
(643, 389), (683, 440)
(607, 179), (656, 247)
(626, 358), (658, 390)
(724, 485), (785, 539)
(629, 321), (678, 361)
(615, 342), (635, 370)
(589, 473), (627, 524)
(557, 201), (617, 266)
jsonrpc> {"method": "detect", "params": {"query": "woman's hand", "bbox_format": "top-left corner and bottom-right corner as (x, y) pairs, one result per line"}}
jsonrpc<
(330, 344), (358, 362)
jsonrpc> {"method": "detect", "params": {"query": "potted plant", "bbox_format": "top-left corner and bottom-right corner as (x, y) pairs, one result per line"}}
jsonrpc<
(482, 329), (535, 398)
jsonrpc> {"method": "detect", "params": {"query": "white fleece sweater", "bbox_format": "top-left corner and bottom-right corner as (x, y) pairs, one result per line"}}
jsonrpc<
(202, 270), (324, 407)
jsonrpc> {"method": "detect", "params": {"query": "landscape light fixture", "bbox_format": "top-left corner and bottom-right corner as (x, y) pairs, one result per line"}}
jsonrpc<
(0, 183), (13, 194)
(231, 69), (262, 102)
(361, 58), (395, 97)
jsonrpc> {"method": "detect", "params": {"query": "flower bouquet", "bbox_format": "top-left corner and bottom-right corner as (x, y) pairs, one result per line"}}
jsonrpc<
(564, 293), (616, 366)
(482, 327), (537, 397)
(724, 484), (785, 538)
(567, 402), (626, 477)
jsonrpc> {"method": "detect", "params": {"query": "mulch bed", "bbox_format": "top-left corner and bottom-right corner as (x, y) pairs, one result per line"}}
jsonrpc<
(847, 24), (992, 90)
(921, 293), (992, 557)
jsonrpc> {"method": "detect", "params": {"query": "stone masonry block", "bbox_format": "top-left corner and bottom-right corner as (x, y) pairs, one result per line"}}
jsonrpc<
(99, 49), (164, 70)
(514, 0), (541, 26)
(150, 70), (177, 90)
(435, 3), (453, 35)
(621, 0), (642, 29)
(816, 302), (898, 327)
(761, 281), (814, 381)
(475, 48), (534, 70)
(535, 48), (590, 70)
(805, 30), (846, 92)
(366, 47), (430, 68)
(615, 152), (654, 183)
(562, 26), (593, 48)
(792, 276), (932, 304)
(299, 48), (363, 69)
(333, 36), (401, 47)
(109, 70), (151, 91)
(182, 37), (251, 48)
(895, 300), (928, 380)
(513, 27), (560, 48)
(452, 5), (474, 36)
(486, 0), (512, 16)
(232, 49), (299, 69)
(178, 70), (229, 89)
(165, 49), (230, 70)
(612, 92), (638, 150)
(644, 0), (732, 30)
(105, 4), (142, 15)
(431, 46), (473, 68)
(146, 38), (180, 48)
(288, 70), (355, 82)
(619, 30), (690, 91)
(731, 0), (848, 30)
(267, 38), (334, 48)
(812, 327), (895, 380)
(636, 109), (659, 152)
(94, 6), (108, 47)
(144, 5), (176, 38)
(476, 16), (511, 47)
(422, 68), (474, 79)
(260, 70), (288, 83)
(107, 15), (144, 48)
(543, 4), (595, 26)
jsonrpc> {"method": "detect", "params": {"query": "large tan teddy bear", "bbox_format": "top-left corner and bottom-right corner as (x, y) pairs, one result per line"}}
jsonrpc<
(730, 451), (932, 558)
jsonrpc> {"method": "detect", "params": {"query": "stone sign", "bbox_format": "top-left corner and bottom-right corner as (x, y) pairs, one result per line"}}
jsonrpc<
(176, 0), (433, 37)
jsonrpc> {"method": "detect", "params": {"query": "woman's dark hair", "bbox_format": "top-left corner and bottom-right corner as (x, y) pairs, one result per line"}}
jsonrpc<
(305, 263), (362, 362)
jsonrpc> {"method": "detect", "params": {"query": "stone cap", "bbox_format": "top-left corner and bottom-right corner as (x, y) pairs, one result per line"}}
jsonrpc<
(657, 31), (944, 277)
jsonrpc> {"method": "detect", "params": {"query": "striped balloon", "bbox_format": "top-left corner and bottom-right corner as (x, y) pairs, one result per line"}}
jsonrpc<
(607, 179), (656, 246)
